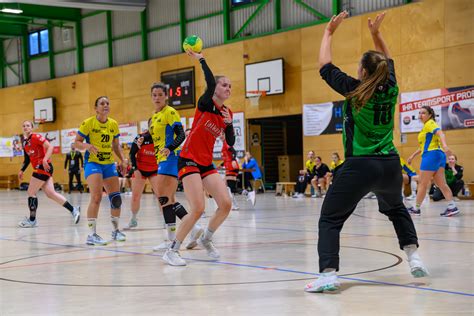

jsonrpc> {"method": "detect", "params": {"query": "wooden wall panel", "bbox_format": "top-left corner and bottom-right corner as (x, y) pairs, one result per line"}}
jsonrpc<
(444, 0), (474, 47)
(445, 44), (474, 87)
(399, 49), (445, 92)
(400, 0), (445, 54)
(122, 59), (158, 98)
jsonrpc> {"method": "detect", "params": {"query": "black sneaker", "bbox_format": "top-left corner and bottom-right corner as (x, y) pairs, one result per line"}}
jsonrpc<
(440, 207), (460, 217)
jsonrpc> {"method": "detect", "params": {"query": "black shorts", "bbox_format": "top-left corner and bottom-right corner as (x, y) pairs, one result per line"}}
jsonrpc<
(178, 157), (217, 180)
(32, 163), (54, 182)
(137, 169), (157, 179)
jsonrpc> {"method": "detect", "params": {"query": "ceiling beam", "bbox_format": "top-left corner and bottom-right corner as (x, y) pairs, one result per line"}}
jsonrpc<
(0, 1), (146, 12)
(0, 3), (81, 21)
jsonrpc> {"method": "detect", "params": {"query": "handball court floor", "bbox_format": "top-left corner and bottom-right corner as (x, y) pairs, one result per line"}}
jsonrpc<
(0, 190), (472, 315)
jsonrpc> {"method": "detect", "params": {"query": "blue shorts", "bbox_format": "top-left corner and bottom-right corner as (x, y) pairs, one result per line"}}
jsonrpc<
(84, 162), (118, 179)
(420, 150), (446, 172)
(158, 155), (178, 178)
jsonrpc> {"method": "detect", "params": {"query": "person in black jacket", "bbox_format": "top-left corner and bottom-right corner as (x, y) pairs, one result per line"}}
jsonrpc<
(64, 144), (83, 193)
(432, 154), (464, 201)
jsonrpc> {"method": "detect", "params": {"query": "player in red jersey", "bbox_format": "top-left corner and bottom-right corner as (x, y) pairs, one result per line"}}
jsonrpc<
(220, 137), (240, 210)
(163, 49), (235, 266)
(124, 119), (159, 229)
(18, 120), (80, 228)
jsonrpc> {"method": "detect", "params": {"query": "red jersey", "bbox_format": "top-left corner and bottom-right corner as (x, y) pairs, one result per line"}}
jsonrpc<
(22, 133), (49, 170)
(221, 141), (239, 170)
(130, 132), (158, 172)
(180, 58), (235, 166)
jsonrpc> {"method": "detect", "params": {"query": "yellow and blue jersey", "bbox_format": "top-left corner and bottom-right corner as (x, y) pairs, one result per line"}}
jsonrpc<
(150, 105), (182, 163)
(330, 159), (344, 171)
(78, 116), (120, 164)
(418, 119), (442, 154)
(400, 157), (417, 177)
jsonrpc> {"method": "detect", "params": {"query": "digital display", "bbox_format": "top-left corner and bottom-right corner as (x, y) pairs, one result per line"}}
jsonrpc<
(161, 67), (195, 109)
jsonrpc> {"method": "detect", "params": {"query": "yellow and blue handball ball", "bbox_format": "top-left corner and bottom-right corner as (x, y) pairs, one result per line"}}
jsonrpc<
(183, 35), (203, 53)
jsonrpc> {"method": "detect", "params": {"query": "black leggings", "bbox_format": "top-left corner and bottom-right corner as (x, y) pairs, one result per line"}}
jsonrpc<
(432, 180), (464, 201)
(68, 171), (82, 192)
(318, 156), (419, 272)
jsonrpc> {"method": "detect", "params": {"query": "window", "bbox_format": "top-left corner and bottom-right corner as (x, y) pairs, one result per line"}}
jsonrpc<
(28, 29), (49, 56)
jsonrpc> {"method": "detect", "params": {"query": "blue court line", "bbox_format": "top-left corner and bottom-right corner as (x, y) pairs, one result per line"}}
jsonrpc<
(0, 236), (472, 297)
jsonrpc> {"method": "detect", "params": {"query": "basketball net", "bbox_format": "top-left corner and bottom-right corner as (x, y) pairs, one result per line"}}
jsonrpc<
(33, 118), (46, 129)
(247, 90), (266, 106)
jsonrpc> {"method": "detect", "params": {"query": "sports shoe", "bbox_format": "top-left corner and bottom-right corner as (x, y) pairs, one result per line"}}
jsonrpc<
(86, 233), (108, 246)
(408, 258), (429, 278)
(292, 193), (299, 198)
(153, 240), (171, 251)
(247, 190), (256, 206)
(407, 194), (417, 200)
(185, 226), (204, 249)
(72, 206), (81, 224)
(111, 229), (126, 242)
(304, 271), (341, 293)
(123, 217), (138, 230)
(198, 237), (220, 259)
(18, 217), (37, 228)
(163, 249), (186, 266)
(407, 207), (420, 216)
(440, 207), (460, 217)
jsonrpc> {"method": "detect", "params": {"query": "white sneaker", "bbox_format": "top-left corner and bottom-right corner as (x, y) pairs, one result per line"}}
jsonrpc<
(153, 240), (171, 252)
(185, 225), (204, 249)
(72, 206), (81, 224)
(292, 193), (299, 199)
(304, 271), (341, 293)
(18, 217), (37, 228)
(163, 249), (186, 266)
(298, 193), (305, 198)
(407, 194), (417, 200)
(111, 229), (126, 242)
(409, 258), (429, 278)
(86, 233), (108, 246)
(198, 237), (220, 259)
(311, 194), (317, 198)
(247, 191), (256, 206)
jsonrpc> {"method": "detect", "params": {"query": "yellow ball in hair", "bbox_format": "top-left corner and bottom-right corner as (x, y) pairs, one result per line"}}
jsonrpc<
(183, 35), (203, 53)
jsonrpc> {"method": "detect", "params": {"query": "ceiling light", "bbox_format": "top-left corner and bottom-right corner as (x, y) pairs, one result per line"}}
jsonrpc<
(1, 8), (23, 14)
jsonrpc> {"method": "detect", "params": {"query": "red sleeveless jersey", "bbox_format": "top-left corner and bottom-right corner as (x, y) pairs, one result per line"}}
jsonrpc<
(22, 133), (49, 170)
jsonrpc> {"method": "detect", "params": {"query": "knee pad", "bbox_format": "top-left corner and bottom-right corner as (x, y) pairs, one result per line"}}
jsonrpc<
(108, 192), (122, 209)
(173, 202), (188, 219)
(162, 204), (176, 224)
(158, 196), (169, 206)
(28, 196), (38, 212)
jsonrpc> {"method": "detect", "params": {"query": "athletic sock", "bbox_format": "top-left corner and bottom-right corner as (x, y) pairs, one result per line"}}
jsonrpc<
(447, 200), (456, 209)
(170, 239), (182, 251)
(88, 218), (97, 235)
(63, 201), (74, 213)
(203, 228), (214, 241)
(111, 217), (119, 230)
(166, 223), (177, 241)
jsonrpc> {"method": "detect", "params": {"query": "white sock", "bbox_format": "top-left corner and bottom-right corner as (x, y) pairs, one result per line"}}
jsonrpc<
(170, 239), (181, 251)
(87, 218), (96, 235)
(410, 180), (417, 195)
(166, 223), (176, 241)
(203, 228), (214, 241)
(111, 217), (119, 230)
(447, 200), (456, 209)
(403, 244), (420, 262)
(131, 213), (137, 220)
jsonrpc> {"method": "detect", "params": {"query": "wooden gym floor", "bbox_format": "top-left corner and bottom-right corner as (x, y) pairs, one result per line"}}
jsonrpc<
(0, 190), (472, 315)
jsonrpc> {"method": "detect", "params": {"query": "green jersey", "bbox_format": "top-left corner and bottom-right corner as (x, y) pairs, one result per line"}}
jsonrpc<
(320, 59), (399, 158)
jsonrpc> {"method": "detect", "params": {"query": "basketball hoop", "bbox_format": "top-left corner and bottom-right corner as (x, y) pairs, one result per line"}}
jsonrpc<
(33, 118), (46, 129)
(247, 90), (266, 106)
